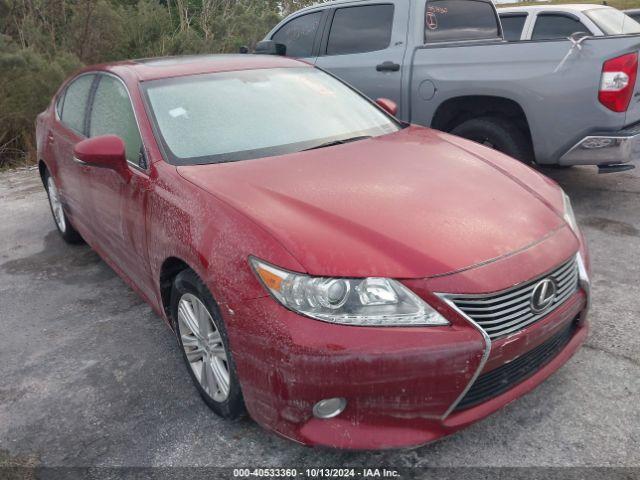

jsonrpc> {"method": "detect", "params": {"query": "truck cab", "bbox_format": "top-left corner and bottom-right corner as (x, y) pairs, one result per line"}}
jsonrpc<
(266, 0), (640, 169)
(268, 0), (502, 120)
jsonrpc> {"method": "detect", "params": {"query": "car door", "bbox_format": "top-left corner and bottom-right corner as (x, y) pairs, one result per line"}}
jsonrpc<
(314, 2), (408, 117)
(529, 13), (594, 40)
(50, 73), (96, 235)
(85, 73), (155, 298)
(270, 10), (326, 63)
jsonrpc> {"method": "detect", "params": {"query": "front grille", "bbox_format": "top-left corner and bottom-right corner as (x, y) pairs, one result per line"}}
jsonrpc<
(454, 320), (576, 411)
(449, 256), (579, 339)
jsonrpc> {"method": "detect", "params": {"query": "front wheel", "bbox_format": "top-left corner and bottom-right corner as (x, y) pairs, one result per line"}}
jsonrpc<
(170, 269), (245, 419)
(450, 116), (533, 164)
(44, 170), (83, 244)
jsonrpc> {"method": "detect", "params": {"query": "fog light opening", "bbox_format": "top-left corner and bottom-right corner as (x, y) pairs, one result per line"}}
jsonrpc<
(312, 397), (347, 419)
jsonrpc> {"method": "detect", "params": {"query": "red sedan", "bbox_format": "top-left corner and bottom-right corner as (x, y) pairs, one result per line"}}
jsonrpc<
(36, 55), (591, 450)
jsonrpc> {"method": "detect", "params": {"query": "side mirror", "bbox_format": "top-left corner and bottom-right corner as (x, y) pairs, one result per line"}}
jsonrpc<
(74, 135), (129, 179)
(255, 40), (286, 56)
(376, 98), (398, 116)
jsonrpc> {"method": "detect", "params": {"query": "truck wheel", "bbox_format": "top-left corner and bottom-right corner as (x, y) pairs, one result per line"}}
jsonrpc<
(450, 116), (533, 164)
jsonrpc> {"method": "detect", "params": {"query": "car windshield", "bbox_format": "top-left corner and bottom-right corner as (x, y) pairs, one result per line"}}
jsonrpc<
(143, 67), (401, 165)
(584, 8), (640, 35)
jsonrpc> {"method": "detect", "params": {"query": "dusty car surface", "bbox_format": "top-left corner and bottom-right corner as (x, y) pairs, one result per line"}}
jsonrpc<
(36, 54), (590, 449)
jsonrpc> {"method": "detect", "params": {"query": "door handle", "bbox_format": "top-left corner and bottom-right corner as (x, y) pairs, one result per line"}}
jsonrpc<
(376, 61), (400, 72)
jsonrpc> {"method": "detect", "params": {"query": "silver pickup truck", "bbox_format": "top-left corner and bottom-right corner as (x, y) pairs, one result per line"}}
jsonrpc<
(263, 0), (640, 171)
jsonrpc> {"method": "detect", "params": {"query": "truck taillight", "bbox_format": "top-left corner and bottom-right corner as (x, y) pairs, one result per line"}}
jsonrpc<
(599, 52), (638, 113)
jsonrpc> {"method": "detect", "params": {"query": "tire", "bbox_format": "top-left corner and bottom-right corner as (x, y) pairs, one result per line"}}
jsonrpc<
(450, 116), (533, 164)
(170, 269), (245, 419)
(44, 169), (84, 244)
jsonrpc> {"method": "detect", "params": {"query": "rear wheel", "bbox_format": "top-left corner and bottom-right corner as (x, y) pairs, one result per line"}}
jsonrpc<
(450, 116), (533, 164)
(44, 170), (83, 244)
(170, 269), (245, 419)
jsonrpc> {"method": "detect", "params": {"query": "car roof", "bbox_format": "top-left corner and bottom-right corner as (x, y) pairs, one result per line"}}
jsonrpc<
(498, 3), (611, 14)
(292, 0), (493, 15)
(81, 54), (309, 82)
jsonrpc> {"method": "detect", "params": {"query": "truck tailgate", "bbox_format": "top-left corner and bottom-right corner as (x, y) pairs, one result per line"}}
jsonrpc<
(411, 34), (640, 163)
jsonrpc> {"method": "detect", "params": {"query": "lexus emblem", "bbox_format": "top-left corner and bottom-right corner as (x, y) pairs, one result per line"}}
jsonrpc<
(530, 278), (557, 313)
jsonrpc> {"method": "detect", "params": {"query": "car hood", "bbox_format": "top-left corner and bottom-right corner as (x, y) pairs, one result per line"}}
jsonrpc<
(177, 127), (568, 278)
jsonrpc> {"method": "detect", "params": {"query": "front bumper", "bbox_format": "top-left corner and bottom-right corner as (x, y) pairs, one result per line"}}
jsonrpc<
(221, 227), (590, 450)
(559, 122), (640, 166)
(228, 290), (588, 450)
(225, 231), (590, 449)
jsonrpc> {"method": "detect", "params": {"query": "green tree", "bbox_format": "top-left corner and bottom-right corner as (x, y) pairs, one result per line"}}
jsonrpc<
(0, 0), (325, 167)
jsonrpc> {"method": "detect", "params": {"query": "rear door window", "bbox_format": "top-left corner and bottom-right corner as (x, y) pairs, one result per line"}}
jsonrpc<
(272, 12), (322, 58)
(425, 0), (501, 43)
(60, 74), (95, 134)
(500, 14), (527, 41)
(326, 4), (395, 55)
(531, 14), (590, 40)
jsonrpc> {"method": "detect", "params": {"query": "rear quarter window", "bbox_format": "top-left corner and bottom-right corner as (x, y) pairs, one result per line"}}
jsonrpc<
(425, 0), (501, 43)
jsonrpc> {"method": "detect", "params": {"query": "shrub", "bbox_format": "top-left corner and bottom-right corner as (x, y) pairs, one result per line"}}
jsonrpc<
(0, 36), (82, 167)
(0, 0), (325, 167)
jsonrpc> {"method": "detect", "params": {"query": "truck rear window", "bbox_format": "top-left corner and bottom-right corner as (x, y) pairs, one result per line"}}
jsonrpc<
(425, 0), (500, 43)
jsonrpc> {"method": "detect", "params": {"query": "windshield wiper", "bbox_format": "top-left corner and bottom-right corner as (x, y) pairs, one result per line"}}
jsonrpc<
(302, 135), (372, 151)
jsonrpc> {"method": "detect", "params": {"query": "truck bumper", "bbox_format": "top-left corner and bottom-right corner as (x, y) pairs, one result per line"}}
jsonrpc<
(559, 122), (640, 166)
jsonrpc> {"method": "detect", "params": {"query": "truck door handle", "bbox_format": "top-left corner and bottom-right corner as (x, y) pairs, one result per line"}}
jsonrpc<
(376, 61), (400, 72)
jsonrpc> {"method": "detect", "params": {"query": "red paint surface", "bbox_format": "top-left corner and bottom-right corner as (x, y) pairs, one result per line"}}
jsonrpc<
(37, 56), (590, 449)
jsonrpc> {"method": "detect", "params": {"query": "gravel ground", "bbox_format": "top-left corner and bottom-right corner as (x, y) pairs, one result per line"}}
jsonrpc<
(0, 165), (638, 472)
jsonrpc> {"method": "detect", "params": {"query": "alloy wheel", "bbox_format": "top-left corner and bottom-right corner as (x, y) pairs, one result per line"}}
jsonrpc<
(47, 176), (66, 233)
(177, 293), (230, 402)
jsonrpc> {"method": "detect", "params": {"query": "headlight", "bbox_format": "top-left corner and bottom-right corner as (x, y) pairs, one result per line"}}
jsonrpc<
(249, 257), (449, 327)
(562, 191), (579, 233)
